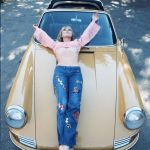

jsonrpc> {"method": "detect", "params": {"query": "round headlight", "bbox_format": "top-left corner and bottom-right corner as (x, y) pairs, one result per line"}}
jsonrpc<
(124, 107), (146, 130)
(5, 105), (27, 129)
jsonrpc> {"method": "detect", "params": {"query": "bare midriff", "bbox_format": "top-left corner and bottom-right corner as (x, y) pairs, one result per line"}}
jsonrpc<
(54, 47), (80, 66)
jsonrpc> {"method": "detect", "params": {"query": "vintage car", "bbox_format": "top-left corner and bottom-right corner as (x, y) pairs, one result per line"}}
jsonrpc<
(5, 0), (146, 150)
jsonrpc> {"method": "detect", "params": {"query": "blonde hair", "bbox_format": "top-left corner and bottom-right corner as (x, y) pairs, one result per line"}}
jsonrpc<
(57, 26), (75, 42)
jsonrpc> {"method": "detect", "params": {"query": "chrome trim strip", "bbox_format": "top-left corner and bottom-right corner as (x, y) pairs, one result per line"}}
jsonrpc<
(115, 141), (130, 145)
(106, 13), (119, 42)
(125, 133), (139, 150)
(125, 107), (142, 116)
(114, 133), (139, 149)
(114, 139), (130, 149)
(18, 135), (37, 149)
(6, 105), (25, 114)
(9, 131), (26, 150)
(114, 138), (130, 144)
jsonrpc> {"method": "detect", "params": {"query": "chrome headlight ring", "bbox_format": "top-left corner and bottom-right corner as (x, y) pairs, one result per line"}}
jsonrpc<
(124, 107), (146, 130)
(5, 105), (27, 129)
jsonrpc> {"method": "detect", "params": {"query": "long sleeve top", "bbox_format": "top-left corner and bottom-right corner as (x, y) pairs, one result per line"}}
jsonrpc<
(34, 20), (100, 66)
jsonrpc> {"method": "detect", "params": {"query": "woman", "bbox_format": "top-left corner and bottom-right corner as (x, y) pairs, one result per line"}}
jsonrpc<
(33, 12), (100, 150)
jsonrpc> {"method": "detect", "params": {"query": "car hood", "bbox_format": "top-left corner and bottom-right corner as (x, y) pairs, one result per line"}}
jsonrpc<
(34, 45), (117, 149)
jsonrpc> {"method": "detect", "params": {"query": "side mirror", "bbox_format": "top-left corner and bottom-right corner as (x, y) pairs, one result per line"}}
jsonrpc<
(38, 8), (44, 15)
(120, 38), (125, 48)
(104, 7), (110, 13)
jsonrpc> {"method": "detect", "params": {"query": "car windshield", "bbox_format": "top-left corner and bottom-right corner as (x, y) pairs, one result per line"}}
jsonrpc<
(39, 11), (117, 46)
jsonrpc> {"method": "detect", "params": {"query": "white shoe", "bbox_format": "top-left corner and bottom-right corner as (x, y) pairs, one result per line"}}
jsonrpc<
(62, 145), (70, 150)
(59, 145), (64, 150)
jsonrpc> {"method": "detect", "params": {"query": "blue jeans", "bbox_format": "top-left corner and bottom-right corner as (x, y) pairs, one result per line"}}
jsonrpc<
(53, 65), (83, 148)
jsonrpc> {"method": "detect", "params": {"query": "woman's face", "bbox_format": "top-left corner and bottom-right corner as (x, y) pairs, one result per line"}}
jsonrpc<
(61, 26), (73, 39)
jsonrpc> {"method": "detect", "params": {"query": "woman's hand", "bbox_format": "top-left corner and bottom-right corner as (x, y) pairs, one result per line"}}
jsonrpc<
(33, 24), (38, 30)
(32, 24), (41, 44)
(92, 12), (99, 22)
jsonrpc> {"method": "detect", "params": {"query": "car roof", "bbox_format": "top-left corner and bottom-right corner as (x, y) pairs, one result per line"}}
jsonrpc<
(47, 0), (104, 11)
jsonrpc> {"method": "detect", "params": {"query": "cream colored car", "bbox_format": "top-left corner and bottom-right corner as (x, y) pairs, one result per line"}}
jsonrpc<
(5, 0), (146, 150)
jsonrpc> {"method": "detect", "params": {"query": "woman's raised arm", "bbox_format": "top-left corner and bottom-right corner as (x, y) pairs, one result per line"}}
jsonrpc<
(77, 13), (101, 47)
(33, 25), (56, 50)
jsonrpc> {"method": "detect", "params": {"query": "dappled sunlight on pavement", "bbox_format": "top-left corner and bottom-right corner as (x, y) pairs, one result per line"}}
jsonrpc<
(1, 1), (50, 150)
(138, 57), (150, 115)
(7, 45), (27, 61)
(1, 0), (150, 149)
(102, 1), (150, 149)
(102, 0), (150, 108)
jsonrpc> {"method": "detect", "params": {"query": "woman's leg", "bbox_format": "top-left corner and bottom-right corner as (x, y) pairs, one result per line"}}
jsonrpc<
(53, 71), (69, 146)
(63, 71), (83, 148)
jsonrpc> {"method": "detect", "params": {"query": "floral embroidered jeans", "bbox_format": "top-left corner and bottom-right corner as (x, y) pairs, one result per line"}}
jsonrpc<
(53, 65), (83, 148)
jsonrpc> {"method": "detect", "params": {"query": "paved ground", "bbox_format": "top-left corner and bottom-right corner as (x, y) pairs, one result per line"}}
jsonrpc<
(1, 0), (150, 150)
